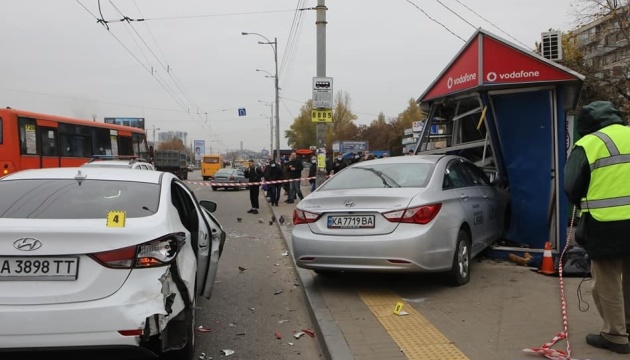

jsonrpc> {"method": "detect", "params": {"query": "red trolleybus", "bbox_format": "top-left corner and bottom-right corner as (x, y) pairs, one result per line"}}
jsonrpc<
(0, 108), (149, 176)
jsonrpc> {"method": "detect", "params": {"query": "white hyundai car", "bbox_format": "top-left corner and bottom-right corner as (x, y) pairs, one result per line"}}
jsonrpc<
(0, 167), (225, 359)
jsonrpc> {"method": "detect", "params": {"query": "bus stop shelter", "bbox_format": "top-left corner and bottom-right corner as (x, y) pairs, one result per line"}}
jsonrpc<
(415, 28), (584, 255)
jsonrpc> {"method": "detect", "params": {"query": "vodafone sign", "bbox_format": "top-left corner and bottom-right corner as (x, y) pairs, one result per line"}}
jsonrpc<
(482, 37), (575, 85)
(419, 31), (580, 102)
(422, 37), (479, 101)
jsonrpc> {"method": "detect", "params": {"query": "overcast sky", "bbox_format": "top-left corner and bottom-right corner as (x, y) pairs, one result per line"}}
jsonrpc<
(0, 0), (578, 153)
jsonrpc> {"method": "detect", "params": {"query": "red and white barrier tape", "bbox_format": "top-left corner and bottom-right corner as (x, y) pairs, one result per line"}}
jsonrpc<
(523, 206), (577, 360)
(185, 175), (328, 187)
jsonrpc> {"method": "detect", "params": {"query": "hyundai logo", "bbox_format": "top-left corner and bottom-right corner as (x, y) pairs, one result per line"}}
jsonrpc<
(344, 200), (355, 207)
(13, 238), (43, 251)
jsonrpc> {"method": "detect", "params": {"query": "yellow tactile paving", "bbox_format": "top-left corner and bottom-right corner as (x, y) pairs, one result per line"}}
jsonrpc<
(358, 289), (469, 360)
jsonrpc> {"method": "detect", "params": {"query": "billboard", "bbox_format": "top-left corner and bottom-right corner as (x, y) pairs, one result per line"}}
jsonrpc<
(104, 117), (145, 130)
(193, 140), (205, 161)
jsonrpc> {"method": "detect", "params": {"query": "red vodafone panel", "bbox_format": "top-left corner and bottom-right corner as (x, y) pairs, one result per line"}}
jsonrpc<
(482, 36), (576, 85)
(422, 37), (479, 101)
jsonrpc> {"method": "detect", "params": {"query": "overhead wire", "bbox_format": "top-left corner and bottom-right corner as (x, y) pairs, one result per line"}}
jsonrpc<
(109, 1), (201, 117)
(402, 0), (466, 42)
(141, 9), (297, 22)
(129, 0), (207, 126)
(451, 0), (532, 49)
(279, 0), (307, 88)
(430, 0), (477, 30)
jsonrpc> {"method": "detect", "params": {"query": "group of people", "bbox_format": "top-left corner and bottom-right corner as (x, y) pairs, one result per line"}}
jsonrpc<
(244, 150), (395, 214)
(243, 152), (306, 214)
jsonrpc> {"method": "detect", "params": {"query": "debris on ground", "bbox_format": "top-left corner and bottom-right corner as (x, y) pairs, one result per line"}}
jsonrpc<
(278, 319), (290, 324)
(275, 332), (282, 339)
(281, 251), (289, 256)
(220, 349), (235, 356)
(302, 329), (316, 337)
(293, 331), (305, 339)
(196, 325), (212, 333)
(238, 266), (246, 272)
(236, 218), (242, 223)
(274, 290), (283, 295)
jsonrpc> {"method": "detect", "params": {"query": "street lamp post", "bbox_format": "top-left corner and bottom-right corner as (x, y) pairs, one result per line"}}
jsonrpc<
(242, 32), (280, 161)
(258, 100), (274, 158)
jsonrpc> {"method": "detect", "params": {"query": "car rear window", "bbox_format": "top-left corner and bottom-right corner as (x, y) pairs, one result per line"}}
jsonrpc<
(320, 163), (434, 190)
(0, 179), (160, 219)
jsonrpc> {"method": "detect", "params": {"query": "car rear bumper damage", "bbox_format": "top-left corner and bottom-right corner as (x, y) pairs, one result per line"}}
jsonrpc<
(0, 266), (188, 354)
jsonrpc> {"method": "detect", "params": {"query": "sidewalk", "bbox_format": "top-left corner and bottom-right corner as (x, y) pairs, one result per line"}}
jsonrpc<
(267, 185), (619, 360)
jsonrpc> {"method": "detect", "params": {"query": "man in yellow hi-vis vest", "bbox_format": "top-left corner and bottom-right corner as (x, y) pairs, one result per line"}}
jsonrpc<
(565, 101), (630, 354)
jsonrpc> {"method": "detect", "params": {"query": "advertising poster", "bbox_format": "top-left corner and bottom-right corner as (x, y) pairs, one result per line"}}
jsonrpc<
(193, 140), (205, 161)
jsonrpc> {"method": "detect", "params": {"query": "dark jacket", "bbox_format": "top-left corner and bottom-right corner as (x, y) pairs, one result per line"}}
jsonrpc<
(308, 161), (317, 184)
(564, 101), (630, 259)
(244, 164), (263, 183)
(264, 161), (283, 181)
(286, 158), (303, 179)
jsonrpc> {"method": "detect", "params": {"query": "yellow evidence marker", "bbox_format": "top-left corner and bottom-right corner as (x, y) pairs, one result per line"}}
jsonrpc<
(107, 210), (126, 227)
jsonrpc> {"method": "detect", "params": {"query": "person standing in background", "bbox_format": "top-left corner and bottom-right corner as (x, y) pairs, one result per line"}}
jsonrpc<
(308, 156), (317, 192)
(286, 152), (303, 203)
(264, 157), (282, 206)
(244, 159), (263, 214)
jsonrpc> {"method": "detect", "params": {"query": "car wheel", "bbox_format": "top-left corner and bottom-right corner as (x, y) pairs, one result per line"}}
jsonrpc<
(235, 183), (241, 191)
(211, 186), (218, 191)
(203, 176), (209, 181)
(448, 229), (471, 286)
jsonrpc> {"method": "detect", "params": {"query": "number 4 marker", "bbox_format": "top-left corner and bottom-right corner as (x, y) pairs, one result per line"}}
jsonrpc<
(107, 210), (126, 227)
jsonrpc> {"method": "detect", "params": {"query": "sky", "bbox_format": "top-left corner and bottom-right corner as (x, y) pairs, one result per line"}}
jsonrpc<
(0, 0), (580, 154)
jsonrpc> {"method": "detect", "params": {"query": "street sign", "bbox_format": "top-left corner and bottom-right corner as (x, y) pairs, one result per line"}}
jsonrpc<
(312, 77), (333, 109)
(311, 109), (333, 123)
(238, 108), (246, 116)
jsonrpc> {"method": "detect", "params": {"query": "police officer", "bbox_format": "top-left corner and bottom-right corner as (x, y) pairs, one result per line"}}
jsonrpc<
(564, 101), (630, 354)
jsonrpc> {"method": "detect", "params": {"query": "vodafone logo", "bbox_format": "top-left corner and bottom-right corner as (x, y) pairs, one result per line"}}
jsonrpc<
(486, 70), (541, 82)
(446, 73), (476, 89)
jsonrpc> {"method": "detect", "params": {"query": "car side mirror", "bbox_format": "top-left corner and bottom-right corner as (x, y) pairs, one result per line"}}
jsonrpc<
(199, 200), (217, 213)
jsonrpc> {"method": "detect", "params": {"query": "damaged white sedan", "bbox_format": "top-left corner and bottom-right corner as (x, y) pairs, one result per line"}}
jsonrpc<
(0, 167), (225, 359)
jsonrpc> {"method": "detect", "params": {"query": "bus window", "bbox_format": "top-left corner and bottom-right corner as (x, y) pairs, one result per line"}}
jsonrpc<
(92, 128), (111, 155)
(18, 117), (38, 155)
(133, 133), (147, 158)
(118, 136), (133, 155)
(40, 128), (58, 156)
(0, 117), (3, 144)
(59, 123), (93, 157)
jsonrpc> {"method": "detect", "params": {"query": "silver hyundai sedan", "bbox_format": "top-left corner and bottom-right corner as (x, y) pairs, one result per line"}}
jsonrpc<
(291, 155), (509, 285)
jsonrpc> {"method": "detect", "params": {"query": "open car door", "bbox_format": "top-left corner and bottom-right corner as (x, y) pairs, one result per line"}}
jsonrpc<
(196, 200), (224, 299)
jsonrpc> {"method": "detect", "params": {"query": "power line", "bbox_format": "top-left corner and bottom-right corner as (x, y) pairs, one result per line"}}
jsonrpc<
(430, 0), (476, 29)
(98, 9), (297, 23)
(402, 0), (466, 42)
(452, 0), (532, 49)
(280, 1), (307, 89)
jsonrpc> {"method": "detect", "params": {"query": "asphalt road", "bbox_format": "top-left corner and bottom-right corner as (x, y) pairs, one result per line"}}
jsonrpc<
(188, 171), (323, 360)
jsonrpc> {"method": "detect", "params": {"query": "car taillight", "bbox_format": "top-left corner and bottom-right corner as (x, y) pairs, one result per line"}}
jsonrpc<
(90, 233), (186, 269)
(293, 209), (320, 225)
(382, 203), (442, 225)
(229, 175), (235, 180)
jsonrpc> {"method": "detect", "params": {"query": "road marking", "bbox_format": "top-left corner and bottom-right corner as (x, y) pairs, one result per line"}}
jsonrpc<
(357, 288), (469, 360)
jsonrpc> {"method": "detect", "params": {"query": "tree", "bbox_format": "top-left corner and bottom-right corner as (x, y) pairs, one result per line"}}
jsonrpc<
(565, 1), (630, 116)
(285, 100), (316, 150)
(325, 91), (359, 148)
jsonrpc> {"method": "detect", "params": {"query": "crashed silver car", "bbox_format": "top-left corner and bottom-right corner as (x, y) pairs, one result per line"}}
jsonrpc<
(0, 167), (225, 359)
(292, 155), (509, 285)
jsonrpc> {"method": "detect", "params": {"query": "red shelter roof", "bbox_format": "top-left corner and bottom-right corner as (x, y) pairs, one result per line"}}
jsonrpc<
(419, 28), (584, 108)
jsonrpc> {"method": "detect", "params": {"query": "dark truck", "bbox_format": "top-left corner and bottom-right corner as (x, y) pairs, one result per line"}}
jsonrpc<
(153, 150), (189, 180)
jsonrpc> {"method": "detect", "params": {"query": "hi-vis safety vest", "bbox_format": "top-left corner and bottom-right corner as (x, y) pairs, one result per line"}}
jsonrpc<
(575, 124), (630, 222)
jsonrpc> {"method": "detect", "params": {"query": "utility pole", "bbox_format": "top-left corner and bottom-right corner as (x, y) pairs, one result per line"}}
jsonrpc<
(315, 0), (328, 187)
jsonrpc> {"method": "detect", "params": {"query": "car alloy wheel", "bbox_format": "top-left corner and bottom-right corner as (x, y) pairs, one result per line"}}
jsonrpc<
(449, 229), (471, 286)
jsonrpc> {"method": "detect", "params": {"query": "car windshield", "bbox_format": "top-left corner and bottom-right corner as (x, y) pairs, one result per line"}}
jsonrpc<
(0, 179), (160, 219)
(319, 162), (434, 190)
(215, 169), (234, 175)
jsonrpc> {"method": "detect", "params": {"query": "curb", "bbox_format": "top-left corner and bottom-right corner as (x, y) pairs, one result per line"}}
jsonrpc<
(269, 201), (355, 360)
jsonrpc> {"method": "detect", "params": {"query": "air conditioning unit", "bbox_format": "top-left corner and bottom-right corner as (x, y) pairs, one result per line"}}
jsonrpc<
(541, 31), (563, 61)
